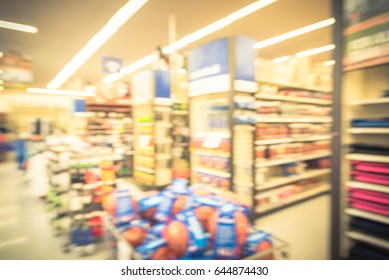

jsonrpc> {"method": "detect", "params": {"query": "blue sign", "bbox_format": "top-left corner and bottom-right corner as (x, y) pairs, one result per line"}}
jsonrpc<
(102, 56), (123, 74)
(188, 38), (229, 82)
(155, 70), (171, 99)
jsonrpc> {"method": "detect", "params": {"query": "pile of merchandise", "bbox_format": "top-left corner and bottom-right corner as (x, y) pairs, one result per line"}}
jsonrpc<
(102, 179), (274, 260)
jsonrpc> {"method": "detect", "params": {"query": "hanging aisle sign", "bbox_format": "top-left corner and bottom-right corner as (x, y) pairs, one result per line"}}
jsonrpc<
(343, 0), (389, 71)
(188, 36), (257, 97)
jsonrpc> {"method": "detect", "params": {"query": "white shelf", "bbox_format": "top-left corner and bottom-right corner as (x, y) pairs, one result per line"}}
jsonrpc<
(346, 153), (389, 163)
(193, 131), (231, 138)
(257, 79), (332, 93)
(193, 151), (230, 158)
(255, 184), (330, 214)
(256, 151), (331, 168)
(350, 98), (389, 106)
(347, 181), (389, 193)
(172, 110), (189, 115)
(134, 155), (154, 161)
(346, 231), (389, 250)
(255, 135), (332, 146)
(136, 123), (154, 127)
(348, 128), (389, 134)
(256, 169), (331, 192)
(345, 208), (389, 225)
(256, 116), (333, 123)
(193, 167), (231, 178)
(134, 167), (154, 174)
(255, 138), (293, 145)
(256, 93), (332, 105)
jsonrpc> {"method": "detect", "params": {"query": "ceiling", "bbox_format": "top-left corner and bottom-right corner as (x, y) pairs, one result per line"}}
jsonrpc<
(0, 0), (333, 89)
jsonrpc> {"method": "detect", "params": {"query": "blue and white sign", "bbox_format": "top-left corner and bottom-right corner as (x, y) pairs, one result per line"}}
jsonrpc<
(188, 38), (230, 97)
(234, 35), (257, 93)
(188, 36), (257, 97)
(102, 56), (123, 74)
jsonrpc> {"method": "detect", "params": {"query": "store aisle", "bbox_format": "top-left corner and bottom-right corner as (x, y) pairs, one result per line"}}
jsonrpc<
(0, 162), (106, 260)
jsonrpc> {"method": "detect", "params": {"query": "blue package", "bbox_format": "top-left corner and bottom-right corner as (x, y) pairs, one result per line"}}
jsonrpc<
(175, 210), (208, 257)
(136, 239), (167, 260)
(242, 230), (272, 258)
(145, 223), (166, 242)
(114, 189), (136, 225)
(138, 192), (164, 212)
(171, 178), (189, 195)
(154, 190), (176, 222)
(214, 203), (240, 259)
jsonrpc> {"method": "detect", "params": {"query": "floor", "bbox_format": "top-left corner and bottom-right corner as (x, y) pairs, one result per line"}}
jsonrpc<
(0, 161), (107, 260)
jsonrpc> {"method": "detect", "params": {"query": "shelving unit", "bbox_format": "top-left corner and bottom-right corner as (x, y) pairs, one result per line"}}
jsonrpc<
(131, 69), (173, 188)
(340, 9), (389, 257)
(252, 79), (333, 219)
(84, 98), (133, 178)
(187, 36), (258, 204)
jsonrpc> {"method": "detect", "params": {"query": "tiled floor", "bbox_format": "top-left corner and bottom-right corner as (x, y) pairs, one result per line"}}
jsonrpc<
(0, 161), (107, 260)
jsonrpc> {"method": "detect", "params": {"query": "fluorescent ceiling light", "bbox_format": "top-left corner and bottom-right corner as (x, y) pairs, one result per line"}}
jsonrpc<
(0, 20), (38, 33)
(272, 55), (290, 63)
(323, 60), (335, 66)
(254, 18), (335, 49)
(102, 72), (124, 84)
(120, 53), (159, 75)
(47, 0), (148, 89)
(27, 88), (95, 97)
(103, 0), (277, 83)
(295, 44), (335, 57)
(84, 85), (96, 92)
(163, 0), (276, 54)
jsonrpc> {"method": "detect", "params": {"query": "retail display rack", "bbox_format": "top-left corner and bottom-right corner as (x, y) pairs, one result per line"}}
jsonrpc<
(342, 64), (389, 258)
(131, 69), (173, 188)
(85, 98), (133, 177)
(253, 81), (333, 218)
(187, 36), (258, 207)
(45, 144), (128, 256)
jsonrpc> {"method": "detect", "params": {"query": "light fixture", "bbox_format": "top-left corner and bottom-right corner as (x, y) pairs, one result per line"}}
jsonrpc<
(84, 85), (96, 92)
(0, 86), (4, 91)
(0, 52), (3, 58)
(102, 72), (124, 84)
(27, 88), (96, 97)
(177, 68), (187, 74)
(253, 18), (335, 49)
(102, 0), (277, 83)
(120, 53), (159, 75)
(272, 55), (291, 63)
(295, 44), (335, 57)
(0, 69), (3, 74)
(0, 80), (3, 85)
(323, 60), (335, 66)
(0, 20), (38, 33)
(47, 0), (149, 89)
(162, 0), (277, 54)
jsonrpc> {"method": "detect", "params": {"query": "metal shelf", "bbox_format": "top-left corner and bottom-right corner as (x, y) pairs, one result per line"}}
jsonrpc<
(256, 169), (331, 192)
(348, 128), (389, 134)
(193, 167), (231, 178)
(256, 93), (332, 105)
(346, 231), (389, 250)
(346, 153), (389, 163)
(255, 135), (332, 146)
(255, 116), (333, 123)
(345, 208), (389, 225)
(350, 98), (389, 106)
(347, 181), (389, 193)
(255, 184), (330, 215)
(256, 151), (331, 168)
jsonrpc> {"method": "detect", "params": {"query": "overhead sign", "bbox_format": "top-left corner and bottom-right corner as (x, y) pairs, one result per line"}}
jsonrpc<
(188, 36), (257, 97)
(102, 56), (123, 74)
(343, 0), (389, 71)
